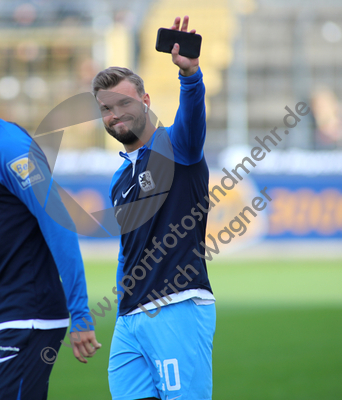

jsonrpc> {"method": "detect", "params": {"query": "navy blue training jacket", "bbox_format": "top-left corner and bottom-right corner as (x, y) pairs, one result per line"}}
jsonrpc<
(110, 68), (213, 316)
(0, 120), (92, 331)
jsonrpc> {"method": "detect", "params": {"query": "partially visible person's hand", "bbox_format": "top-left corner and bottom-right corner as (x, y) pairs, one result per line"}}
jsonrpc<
(70, 330), (102, 363)
(171, 16), (199, 76)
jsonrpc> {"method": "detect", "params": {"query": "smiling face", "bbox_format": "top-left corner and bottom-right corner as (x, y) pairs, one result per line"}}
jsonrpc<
(97, 79), (149, 146)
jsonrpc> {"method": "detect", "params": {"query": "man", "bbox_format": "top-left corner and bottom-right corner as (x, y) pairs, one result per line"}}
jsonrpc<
(93, 16), (215, 400)
(0, 120), (101, 399)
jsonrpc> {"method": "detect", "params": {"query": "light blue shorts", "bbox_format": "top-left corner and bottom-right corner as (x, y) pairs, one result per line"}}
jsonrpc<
(108, 299), (216, 400)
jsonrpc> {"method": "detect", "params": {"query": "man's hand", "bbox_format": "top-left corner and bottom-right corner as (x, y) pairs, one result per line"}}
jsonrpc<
(70, 330), (102, 364)
(171, 16), (199, 77)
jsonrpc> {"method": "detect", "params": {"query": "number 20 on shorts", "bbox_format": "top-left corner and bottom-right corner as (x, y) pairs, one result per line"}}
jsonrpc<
(155, 358), (181, 391)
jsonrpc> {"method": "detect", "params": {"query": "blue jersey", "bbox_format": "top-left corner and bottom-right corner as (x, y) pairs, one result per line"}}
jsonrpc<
(0, 120), (92, 332)
(109, 68), (213, 316)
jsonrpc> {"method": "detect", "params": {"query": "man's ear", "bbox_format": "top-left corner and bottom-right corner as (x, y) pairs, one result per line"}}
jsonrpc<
(143, 93), (151, 108)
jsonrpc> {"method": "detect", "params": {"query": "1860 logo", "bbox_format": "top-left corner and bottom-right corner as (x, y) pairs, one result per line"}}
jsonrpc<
(139, 171), (155, 192)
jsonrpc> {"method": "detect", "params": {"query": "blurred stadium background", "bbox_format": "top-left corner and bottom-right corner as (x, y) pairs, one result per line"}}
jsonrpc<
(0, 0), (341, 399)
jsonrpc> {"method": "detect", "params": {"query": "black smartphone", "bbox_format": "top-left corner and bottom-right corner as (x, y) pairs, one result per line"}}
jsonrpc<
(155, 28), (202, 58)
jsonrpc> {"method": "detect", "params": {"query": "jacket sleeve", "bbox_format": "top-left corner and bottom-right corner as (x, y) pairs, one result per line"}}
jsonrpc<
(108, 164), (126, 319)
(166, 67), (206, 166)
(115, 242), (125, 319)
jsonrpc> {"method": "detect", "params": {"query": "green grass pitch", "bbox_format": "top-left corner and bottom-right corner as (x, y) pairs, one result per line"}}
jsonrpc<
(48, 258), (342, 400)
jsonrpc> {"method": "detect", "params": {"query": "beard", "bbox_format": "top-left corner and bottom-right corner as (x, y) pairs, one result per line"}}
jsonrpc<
(105, 113), (146, 145)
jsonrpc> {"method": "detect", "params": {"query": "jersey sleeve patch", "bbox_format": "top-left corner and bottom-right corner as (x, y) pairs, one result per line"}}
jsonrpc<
(6, 153), (45, 190)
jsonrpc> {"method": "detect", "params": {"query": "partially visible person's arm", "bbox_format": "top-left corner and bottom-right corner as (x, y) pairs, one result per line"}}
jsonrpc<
(165, 16), (206, 165)
(0, 121), (101, 363)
